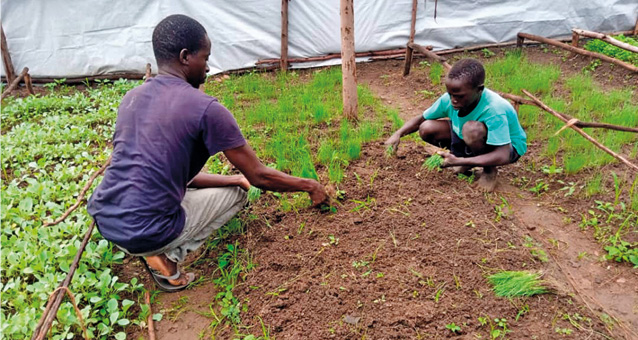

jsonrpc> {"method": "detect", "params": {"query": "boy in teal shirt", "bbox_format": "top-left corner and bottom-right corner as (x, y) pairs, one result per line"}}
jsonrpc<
(385, 58), (526, 191)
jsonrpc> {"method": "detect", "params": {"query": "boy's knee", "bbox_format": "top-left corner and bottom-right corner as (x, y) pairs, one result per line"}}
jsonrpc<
(462, 121), (487, 147)
(418, 120), (437, 141)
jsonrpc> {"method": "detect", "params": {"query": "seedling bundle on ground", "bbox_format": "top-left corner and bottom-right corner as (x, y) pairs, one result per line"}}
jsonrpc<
(2, 3), (638, 340)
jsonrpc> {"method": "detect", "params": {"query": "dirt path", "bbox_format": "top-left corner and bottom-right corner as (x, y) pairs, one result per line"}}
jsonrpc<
(504, 189), (638, 338)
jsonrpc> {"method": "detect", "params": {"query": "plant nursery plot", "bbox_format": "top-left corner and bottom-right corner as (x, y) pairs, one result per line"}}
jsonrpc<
(2, 44), (638, 340)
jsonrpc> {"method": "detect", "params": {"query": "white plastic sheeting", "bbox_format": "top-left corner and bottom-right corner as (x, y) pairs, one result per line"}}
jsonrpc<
(1, 0), (636, 77)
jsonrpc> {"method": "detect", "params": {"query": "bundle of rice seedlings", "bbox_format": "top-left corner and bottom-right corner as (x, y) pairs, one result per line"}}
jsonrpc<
(487, 271), (548, 297)
(423, 154), (444, 171)
(247, 186), (262, 203)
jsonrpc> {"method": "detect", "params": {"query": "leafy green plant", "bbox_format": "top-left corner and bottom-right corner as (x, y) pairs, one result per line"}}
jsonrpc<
(487, 271), (548, 297)
(584, 34), (638, 66)
(528, 180), (549, 196)
(445, 322), (461, 334)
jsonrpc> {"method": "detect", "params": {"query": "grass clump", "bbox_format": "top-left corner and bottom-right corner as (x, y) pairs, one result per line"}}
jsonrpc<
(487, 271), (548, 297)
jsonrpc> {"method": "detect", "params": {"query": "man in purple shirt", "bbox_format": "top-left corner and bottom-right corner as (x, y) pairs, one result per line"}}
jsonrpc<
(88, 15), (328, 291)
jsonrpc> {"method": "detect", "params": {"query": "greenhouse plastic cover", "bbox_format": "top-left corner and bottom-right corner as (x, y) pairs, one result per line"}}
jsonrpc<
(1, 0), (637, 78)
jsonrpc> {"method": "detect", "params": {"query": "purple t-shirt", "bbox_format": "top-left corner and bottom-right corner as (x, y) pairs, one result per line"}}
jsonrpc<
(88, 75), (246, 253)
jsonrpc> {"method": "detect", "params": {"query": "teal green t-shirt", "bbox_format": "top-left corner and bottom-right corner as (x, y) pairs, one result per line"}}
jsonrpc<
(422, 88), (527, 156)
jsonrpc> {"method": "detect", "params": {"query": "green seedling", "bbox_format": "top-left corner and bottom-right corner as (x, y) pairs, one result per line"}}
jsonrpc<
(487, 271), (548, 297)
(423, 154), (444, 171)
(247, 186), (261, 203)
(445, 323), (461, 334)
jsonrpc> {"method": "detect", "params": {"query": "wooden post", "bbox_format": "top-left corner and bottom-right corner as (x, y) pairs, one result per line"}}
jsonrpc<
(571, 31), (579, 47)
(1, 66), (27, 100)
(340, 0), (358, 121)
(144, 63), (151, 80)
(1, 24), (16, 84)
(403, 0), (418, 76)
(408, 42), (452, 71)
(281, 0), (289, 71)
(24, 73), (34, 95)
(634, 18), (638, 36)
(572, 28), (638, 53)
(517, 32), (638, 73)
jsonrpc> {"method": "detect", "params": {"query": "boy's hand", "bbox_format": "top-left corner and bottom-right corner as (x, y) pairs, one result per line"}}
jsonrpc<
(383, 134), (401, 154)
(438, 151), (459, 168)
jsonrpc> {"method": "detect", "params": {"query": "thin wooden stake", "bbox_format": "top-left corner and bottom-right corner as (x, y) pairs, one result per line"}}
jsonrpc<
(24, 72), (34, 95)
(145, 291), (157, 340)
(43, 155), (112, 227)
(280, 0), (289, 71)
(403, 0), (418, 76)
(340, 0), (358, 121)
(571, 31), (579, 47)
(572, 28), (638, 53)
(497, 91), (638, 133)
(1, 24), (16, 84)
(145, 63), (152, 80)
(408, 42), (452, 71)
(522, 89), (638, 172)
(31, 221), (96, 340)
(634, 18), (638, 36)
(36, 287), (89, 340)
(1, 66), (28, 100)
(517, 32), (638, 73)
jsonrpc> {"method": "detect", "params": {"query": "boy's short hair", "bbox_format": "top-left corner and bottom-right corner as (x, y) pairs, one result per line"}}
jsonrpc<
(447, 58), (485, 88)
(152, 14), (208, 65)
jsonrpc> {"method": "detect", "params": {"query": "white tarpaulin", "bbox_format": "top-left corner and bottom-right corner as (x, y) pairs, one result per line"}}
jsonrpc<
(1, 0), (636, 78)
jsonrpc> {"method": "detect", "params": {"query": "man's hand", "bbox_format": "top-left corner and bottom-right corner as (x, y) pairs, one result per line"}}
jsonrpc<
(438, 151), (459, 168)
(235, 175), (251, 191)
(383, 134), (401, 154)
(308, 182), (330, 207)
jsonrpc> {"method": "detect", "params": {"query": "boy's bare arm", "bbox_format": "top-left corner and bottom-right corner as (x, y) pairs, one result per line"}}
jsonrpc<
(384, 115), (425, 152)
(440, 144), (511, 167)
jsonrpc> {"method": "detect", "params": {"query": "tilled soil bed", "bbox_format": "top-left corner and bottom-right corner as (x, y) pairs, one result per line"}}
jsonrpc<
(229, 141), (611, 339)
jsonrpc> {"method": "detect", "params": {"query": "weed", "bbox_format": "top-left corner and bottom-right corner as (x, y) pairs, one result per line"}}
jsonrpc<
(457, 172), (475, 184)
(554, 327), (573, 335)
(528, 180), (549, 196)
(445, 322), (461, 334)
(487, 271), (548, 297)
(481, 48), (496, 58)
(433, 282), (446, 303)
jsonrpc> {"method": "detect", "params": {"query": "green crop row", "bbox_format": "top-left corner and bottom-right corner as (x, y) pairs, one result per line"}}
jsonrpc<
(584, 34), (638, 66)
(1, 80), (147, 340)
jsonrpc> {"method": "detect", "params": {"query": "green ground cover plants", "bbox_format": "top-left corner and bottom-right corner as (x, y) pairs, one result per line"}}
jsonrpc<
(1, 80), (144, 339)
(584, 34), (638, 66)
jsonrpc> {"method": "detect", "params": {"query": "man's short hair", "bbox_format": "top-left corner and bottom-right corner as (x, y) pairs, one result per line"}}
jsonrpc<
(447, 58), (485, 88)
(152, 14), (208, 64)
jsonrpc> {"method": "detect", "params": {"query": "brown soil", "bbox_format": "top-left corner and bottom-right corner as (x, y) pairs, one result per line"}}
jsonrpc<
(127, 46), (637, 340)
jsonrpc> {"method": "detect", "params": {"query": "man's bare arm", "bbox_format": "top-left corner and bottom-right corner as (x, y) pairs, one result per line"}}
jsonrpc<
(188, 173), (250, 190)
(223, 144), (328, 206)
